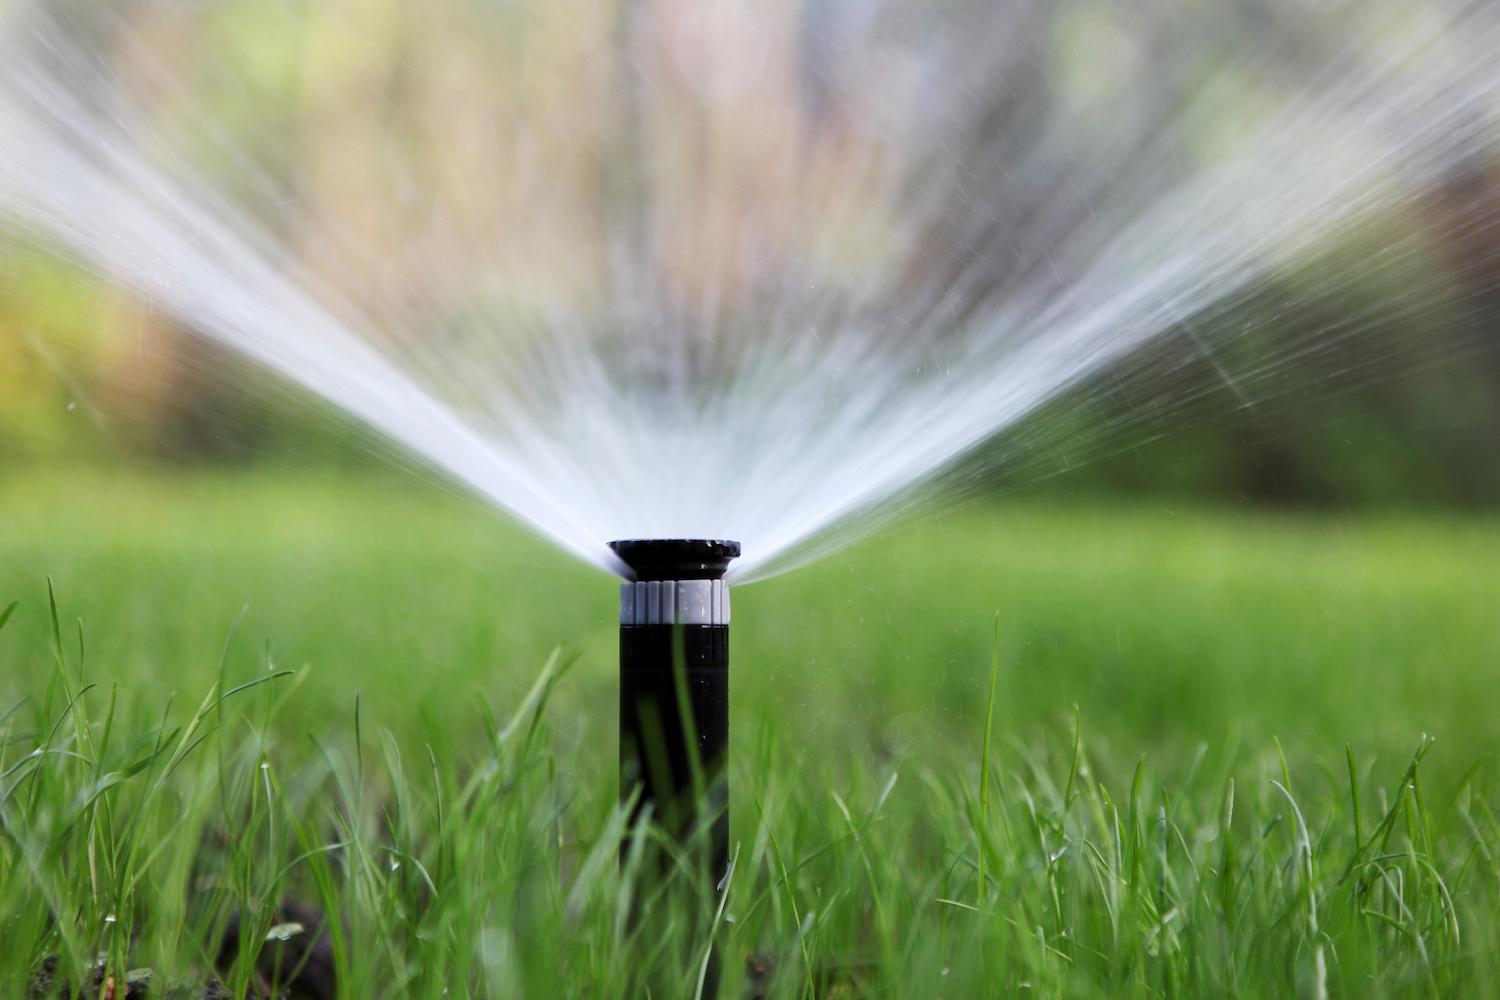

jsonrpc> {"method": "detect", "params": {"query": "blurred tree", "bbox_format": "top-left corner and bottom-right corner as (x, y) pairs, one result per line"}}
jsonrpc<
(0, 242), (112, 458)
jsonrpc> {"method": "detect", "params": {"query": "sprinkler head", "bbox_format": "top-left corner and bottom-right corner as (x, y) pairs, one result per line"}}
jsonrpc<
(608, 539), (740, 581)
(611, 540), (738, 627)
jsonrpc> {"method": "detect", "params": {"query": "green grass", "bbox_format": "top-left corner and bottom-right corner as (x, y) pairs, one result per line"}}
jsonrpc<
(2, 465), (1500, 996)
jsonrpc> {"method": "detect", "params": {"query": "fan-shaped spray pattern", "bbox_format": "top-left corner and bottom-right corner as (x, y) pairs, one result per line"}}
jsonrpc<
(0, 0), (1497, 581)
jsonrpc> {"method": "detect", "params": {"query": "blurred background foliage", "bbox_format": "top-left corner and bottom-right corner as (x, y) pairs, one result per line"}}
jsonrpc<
(1001, 172), (1500, 507)
(1, 0), (1498, 507)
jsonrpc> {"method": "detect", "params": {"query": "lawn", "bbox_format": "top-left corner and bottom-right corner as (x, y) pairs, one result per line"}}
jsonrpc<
(2, 465), (1499, 996)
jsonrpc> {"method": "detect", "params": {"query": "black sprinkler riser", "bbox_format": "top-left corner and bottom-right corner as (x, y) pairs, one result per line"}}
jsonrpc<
(609, 540), (738, 888)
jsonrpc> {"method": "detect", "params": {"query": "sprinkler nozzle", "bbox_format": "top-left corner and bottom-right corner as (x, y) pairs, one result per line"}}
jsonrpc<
(608, 538), (740, 581)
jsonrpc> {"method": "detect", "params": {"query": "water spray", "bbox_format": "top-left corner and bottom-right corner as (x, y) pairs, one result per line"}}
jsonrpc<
(610, 539), (737, 886)
(3, 2), (1499, 592)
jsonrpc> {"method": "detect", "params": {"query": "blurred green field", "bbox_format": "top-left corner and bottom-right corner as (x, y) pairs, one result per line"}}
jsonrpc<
(3, 464), (1497, 788)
